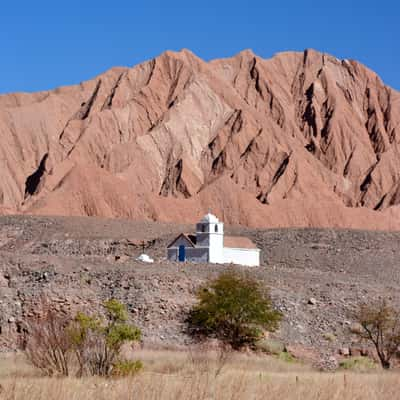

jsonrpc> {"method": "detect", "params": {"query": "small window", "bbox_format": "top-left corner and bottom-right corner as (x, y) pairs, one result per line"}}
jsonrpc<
(201, 225), (205, 232)
(215, 224), (218, 232)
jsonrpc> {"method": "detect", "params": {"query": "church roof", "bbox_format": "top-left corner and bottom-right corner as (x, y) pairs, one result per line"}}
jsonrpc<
(200, 213), (219, 223)
(167, 233), (196, 248)
(224, 236), (258, 249)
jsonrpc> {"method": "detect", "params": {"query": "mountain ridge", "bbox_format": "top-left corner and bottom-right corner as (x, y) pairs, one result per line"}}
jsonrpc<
(1, 48), (400, 229)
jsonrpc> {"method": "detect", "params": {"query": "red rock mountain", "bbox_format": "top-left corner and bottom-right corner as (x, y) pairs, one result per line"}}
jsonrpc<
(1, 49), (400, 229)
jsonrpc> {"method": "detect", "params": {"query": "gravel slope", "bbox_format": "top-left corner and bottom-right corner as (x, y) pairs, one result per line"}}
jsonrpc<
(0, 215), (399, 365)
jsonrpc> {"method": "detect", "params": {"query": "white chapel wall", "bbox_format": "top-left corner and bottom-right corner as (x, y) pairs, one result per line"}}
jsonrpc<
(223, 247), (260, 267)
(208, 222), (224, 263)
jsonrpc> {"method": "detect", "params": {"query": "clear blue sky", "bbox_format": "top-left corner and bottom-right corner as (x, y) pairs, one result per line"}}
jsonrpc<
(0, 0), (399, 94)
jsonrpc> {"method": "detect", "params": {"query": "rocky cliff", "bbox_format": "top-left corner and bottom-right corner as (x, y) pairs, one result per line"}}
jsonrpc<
(1, 49), (400, 229)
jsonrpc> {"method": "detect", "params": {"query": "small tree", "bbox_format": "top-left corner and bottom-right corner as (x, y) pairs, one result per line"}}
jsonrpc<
(69, 299), (141, 377)
(188, 271), (281, 349)
(356, 300), (400, 369)
(22, 302), (72, 376)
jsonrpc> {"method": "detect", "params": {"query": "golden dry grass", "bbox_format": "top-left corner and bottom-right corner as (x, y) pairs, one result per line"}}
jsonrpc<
(0, 349), (398, 400)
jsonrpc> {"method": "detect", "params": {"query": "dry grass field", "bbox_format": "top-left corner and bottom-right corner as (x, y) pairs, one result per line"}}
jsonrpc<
(0, 349), (397, 400)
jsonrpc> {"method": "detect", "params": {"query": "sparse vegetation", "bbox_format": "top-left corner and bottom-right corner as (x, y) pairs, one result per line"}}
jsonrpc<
(355, 300), (400, 369)
(187, 342), (232, 378)
(339, 356), (376, 372)
(255, 338), (285, 355)
(69, 299), (142, 377)
(0, 349), (398, 400)
(188, 271), (282, 349)
(277, 351), (296, 363)
(22, 299), (73, 376)
(22, 299), (141, 377)
(112, 359), (143, 377)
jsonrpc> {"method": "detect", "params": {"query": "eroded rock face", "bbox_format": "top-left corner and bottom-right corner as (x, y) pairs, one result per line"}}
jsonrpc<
(1, 49), (400, 229)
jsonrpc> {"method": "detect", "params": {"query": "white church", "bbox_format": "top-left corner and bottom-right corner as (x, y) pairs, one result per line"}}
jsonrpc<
(167, 213), (260, 267)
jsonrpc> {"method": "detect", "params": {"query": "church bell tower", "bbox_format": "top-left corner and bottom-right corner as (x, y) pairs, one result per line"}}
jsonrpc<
(196, 213), (224, 263)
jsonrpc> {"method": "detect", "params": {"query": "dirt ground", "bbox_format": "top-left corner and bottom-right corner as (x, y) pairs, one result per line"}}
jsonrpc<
(0, 215), (399, 366)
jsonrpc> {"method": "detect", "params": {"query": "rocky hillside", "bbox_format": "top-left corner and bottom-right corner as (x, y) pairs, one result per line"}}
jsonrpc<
(1, 216), (400, 365)
(1, 49), (400, 229)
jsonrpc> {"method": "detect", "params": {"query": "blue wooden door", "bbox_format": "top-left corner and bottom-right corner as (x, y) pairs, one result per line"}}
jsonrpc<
(178, 245), (185, 262)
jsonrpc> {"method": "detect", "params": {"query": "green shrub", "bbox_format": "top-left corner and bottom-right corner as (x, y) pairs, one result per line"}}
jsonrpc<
(188, 271), (282, 349)
(112, 360), (143, 377)
(339, 356), (376, 372)
(69, 299), (141, 377)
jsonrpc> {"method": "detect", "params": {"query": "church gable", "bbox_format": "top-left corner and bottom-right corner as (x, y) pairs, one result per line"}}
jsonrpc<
(167, 233), (196, 249)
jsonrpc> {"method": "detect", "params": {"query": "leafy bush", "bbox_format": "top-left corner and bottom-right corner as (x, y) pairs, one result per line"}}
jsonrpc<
(188, 271), (282, 348)
(69, 299), (141, 377)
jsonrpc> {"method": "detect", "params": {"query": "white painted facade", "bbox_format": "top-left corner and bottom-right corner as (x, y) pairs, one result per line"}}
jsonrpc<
(223, 247), (260, 267)
(167, 213), (261, 267)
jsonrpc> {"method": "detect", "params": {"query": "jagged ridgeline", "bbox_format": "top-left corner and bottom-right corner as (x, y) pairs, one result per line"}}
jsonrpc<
(0, 49), (399, 229)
